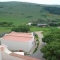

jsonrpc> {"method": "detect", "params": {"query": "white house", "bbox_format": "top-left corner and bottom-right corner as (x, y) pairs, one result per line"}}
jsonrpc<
(37, 24), (47, 27)
(1, 32), (35, 52)
(27, 22), (32, 26)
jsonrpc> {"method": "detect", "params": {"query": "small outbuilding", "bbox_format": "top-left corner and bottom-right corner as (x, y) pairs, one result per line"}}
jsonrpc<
(27, 22), (32, 26)
(37, 24), (47, 27)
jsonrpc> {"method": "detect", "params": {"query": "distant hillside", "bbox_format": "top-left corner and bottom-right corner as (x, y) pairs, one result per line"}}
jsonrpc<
(0, 2), (60, 26)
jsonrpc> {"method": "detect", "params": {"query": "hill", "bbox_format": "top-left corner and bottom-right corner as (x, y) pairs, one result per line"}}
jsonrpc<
(0, 2), (60, 26)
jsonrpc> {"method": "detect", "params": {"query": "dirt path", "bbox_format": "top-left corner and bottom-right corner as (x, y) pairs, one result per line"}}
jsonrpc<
(35, 31), (46, 49)
(27, 31), (46, 60)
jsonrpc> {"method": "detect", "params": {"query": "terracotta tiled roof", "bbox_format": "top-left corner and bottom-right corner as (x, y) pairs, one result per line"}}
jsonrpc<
(2, 32), (33, 42)
(3, 35), (33, 42)
(5, 34), (33, 38)
(10, 31), (32, 36)
(10, 53), (39, 60)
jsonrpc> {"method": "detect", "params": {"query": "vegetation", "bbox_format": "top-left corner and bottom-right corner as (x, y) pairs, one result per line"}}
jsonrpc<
(44, 7), (60, 15)
(49, 23), (59, 27)
(0, 2), (60, 26)
(0, 27), (12, 33)
(41, 29), (60, 60)
(33, 34), (39, 53)
(41, 41), (60, 60)
(42, 29), (60, 43)
(0, 26), (58, 35)
(11, 25), (30, 32)
(0, 22), (13, 27)
(31, 18), (60, 27)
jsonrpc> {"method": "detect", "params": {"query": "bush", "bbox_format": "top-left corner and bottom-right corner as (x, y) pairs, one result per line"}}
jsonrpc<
(33, 34), (39, 53)
(41, 29), (60, 60)
(42, 29), (60, 43)
(11, 25), (30, 32)
(0, 22), (13, 27)
(41, 41), (60, 60)
(49, 23), (59, 27)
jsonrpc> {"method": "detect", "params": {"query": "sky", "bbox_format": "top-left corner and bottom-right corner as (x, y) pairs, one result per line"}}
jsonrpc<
(0, 0), (60, 5)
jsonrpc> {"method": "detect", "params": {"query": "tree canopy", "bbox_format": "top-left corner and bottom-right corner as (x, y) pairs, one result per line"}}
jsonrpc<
(42, 29), (60, 43)
(11, 25), (30, 32)
(44, 7), (60, 15)
(41, 29), (60, 60)
(41, 41), (60, 60)
(0, 22), (13, 27)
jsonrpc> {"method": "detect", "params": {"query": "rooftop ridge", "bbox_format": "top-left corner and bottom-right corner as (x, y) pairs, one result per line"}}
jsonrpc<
(4, 34), (33, 38)
(9, 34), (32, 37)
(10, 31), (32, 35)
(2, 32), (34, 42)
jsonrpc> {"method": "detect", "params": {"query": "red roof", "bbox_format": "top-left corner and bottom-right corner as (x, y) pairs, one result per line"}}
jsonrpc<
(10, 31), (32, 36)
(9, 31), (33, 37)
(2, 32), (33, 42)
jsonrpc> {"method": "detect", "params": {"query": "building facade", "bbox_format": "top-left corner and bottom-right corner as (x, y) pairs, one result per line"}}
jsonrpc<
(1, 32), (35, 52)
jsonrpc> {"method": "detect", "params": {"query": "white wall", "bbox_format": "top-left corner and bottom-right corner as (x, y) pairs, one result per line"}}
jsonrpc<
(0, 38), (2, 45)
(1, 39), (30, 52)
(0, 47), (2, 60)
(29, 36), (35, 51)
(0, 52), (2, 60)
(1, 52), (24, 60)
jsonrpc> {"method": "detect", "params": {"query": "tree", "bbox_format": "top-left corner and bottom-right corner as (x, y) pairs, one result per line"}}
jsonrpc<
(44, 7), (60, 15)
(41, 29), (60, 60)
(49, 23), (59, 27)
(0, 22), (13, 27)
(42, 29), (60, 43)
(41, 41), (60, 60)
(11, 25), (30, 32)
(42, 34), (60, 43)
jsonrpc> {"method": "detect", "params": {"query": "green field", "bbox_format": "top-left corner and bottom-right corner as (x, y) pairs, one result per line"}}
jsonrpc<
(30, 26), (58, 35)
(0, 2), (60, 26)
(0, 27), (12, 33)
(0, 26), (59, 36)
(0, 2), (60, 34)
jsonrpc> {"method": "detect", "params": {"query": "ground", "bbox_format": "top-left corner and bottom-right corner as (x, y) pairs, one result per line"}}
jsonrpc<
(27, 31), (46, 60)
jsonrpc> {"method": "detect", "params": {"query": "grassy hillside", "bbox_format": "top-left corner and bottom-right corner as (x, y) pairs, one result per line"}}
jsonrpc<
(0, 2), (60, 26)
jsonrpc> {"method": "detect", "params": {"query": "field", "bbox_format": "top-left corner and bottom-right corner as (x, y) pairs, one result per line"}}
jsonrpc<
(0, 2), (60, 26)
(30, 26), (58, 35)
(0, 2), (60, 34)
(0, 27), (12, 33)
(0, 26), (58, 36)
